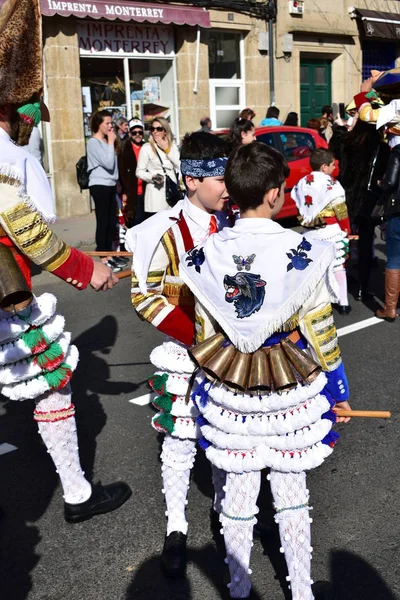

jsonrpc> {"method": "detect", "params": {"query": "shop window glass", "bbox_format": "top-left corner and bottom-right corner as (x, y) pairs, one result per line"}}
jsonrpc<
(216, 109), (241, 129)
(279, 132), (315, 162)
(209, 31), (241, 79)
(215, 87), (240, 106)
(362, 41), (395, 81)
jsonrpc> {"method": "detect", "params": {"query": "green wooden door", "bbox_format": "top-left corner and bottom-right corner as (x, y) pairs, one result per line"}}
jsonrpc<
(300, 59), (332, 127)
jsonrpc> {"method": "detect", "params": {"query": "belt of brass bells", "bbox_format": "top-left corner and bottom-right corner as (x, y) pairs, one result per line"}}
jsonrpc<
(189, 331), (322, 395)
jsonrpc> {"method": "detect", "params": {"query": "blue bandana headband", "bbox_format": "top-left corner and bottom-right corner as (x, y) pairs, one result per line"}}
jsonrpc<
(181, 157), (228, 178)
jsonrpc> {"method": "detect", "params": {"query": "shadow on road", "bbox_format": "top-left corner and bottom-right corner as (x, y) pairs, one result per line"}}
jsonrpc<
(330, 550), (397, 600)
(0, 314), (136, 599)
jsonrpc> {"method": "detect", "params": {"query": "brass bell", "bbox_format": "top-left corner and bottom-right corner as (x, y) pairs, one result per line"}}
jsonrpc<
(247, 349), (272, 393)
(203, 343), (236, 382)
(223, 351), (252, 392)
(0, 244), (32, 312)
(268, 344), (297, 392)
(281, 338), (322, 384)
(188, 332), (225, 368)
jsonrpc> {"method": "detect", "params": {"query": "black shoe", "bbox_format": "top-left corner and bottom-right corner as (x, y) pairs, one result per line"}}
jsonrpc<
(355, 288), (373, 302)
(312, 580), (336, 600)
(105, 259), (122, 273)
(64, 481), (132, 523)
(336, 304), (351, 315)
(161, 531), (187, 579)
(113, 256), (129, 266)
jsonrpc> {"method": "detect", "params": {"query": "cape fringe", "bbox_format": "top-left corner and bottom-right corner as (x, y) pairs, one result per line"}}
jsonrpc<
(180, 242), (338, 353)
(0, 163), (56, 224)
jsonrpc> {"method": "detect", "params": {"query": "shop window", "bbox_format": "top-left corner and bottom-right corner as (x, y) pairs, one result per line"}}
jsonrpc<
(362, 42), (395, 81)
(209, 31), (241, 79)
(209, 31), (245, 130)
(80, 57), (177, 140)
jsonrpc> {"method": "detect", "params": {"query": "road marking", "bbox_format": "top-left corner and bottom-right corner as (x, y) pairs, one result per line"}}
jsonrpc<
(0, 443), (18, 456)
(336, 316), (383, 338)
(128, 317), (383, 405)
(129, 392), (156, 406)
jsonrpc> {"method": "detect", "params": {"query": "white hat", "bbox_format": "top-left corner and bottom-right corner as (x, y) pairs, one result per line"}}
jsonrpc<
(129, 118), (144, 129)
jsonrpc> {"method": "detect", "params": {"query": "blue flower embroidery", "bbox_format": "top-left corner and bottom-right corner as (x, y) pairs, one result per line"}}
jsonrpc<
(186, 247), (205, 273)
(286, 237), (313, 272)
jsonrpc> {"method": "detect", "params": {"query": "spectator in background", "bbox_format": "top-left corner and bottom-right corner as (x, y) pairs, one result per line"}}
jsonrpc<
(283, 111), (299, 126)
(321, 104), (334, 123)
(118, 118), (146, 227)
(319, 116), (333, 143)
(199, 116), (212, 133)
(260, 106), (282, 126)
(307, 117), (321, 131)
(116, 116), (129, 141)
(239, 107), (256, 121)
(87, 110), (120, 271)
(136, 117), (181, 215)
(26, 124), (44, 167)
(228, 117), (256, 150)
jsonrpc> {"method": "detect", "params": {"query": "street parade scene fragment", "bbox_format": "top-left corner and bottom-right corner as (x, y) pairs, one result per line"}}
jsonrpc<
(0, 1), (399, 599)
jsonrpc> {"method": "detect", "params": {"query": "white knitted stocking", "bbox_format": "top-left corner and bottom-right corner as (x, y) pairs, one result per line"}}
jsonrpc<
(334, 269), (349, 306)
(161, 435), (197, 536)
(221, 471), (261, 599)
(269, 470), (313, 600)
(34, 385), (92, 505)
(211, 464), (226, 514)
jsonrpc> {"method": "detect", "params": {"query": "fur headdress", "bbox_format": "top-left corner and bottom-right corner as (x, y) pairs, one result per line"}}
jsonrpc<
(0, 0), (43, 106)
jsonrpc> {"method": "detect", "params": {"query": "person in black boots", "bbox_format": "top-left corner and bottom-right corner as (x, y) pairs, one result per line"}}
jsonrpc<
(375, 136), (400, 321)
(336, 119), (389, 302)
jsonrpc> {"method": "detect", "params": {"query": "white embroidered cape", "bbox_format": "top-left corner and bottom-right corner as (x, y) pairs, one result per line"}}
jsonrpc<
(0, 127), (55, 223)
(291, 171), (345, 224)
(179, 218), (338, 353)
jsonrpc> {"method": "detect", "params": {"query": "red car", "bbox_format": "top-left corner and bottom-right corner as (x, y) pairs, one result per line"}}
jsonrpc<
(217, 126), (338, 219)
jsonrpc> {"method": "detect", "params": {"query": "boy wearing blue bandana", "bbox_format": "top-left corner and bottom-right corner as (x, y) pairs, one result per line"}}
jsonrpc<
(126, 132), (230, 578)
(180, 143), (351, 599)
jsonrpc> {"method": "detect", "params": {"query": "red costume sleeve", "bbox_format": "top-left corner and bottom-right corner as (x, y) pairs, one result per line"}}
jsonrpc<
(156, 305), (195, 347)
(51, 247), (94, 290)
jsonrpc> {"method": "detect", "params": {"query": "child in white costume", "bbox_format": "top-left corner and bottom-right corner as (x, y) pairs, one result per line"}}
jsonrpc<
(180, 143), (351, 599)
(291, 148), (351, 314)
(126, 132), (231, 577)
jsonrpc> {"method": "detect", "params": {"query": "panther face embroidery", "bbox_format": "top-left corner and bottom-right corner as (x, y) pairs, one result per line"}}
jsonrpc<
(224, 272), (266, 319)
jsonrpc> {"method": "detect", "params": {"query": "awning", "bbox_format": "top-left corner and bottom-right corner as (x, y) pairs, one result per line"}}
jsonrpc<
(350, 8), (400, 40)
(40, 1), (211, 27)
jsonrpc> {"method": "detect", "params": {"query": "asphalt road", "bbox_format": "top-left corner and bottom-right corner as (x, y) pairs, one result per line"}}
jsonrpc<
(0, 240), (399, 600)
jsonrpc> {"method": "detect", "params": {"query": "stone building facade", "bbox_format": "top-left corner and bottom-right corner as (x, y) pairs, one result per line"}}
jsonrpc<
(41, 1), (400, 217)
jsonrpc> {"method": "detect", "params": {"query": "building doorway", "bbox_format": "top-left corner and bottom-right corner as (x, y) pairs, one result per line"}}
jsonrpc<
(300, 58), (332, 126)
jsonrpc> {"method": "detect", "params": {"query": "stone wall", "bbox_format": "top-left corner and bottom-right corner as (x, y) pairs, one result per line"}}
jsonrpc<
(43, 16), (90, 218)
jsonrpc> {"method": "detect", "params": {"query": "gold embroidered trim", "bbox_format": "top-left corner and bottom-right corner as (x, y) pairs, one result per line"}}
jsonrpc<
(303, 304), (341, 371)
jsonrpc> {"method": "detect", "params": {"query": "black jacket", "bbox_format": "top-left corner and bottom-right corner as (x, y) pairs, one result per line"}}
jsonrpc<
(382, 144), (400, 217)
(118, 139), (145, 220)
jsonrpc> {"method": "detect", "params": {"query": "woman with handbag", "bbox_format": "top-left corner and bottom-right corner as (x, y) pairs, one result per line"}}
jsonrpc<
(136, 117), (181, 215)
(376, 137), (400, 321)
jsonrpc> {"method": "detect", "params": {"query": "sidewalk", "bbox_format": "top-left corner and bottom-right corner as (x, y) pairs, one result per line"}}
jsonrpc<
(52, 212), (96, 249)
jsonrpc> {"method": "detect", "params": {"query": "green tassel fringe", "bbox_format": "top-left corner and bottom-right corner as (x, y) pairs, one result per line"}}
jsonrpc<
(43, 364), (72, 390)
(148, 372), (169, 395)
(35, 341), (64, 369)
(21, 326), (49, 353)
(17, 102), (42, 125)
(152, 393), (173, 413)
(152, 412), (175, 435)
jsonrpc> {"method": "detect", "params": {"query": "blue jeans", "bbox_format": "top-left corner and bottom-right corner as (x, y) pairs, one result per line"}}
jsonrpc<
(386, 216), (400, 269)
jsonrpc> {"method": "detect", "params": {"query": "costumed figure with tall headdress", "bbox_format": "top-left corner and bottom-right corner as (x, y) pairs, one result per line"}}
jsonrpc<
(125, 131), (231, 577)
(0, 0), (131, 522)
(179, 142), (351, 600)
(291, 148), (351, 314)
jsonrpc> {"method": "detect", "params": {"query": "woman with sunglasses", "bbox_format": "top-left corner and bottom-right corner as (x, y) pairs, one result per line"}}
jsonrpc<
(118, 118), (146, 227)
(136, 117), (180, 215)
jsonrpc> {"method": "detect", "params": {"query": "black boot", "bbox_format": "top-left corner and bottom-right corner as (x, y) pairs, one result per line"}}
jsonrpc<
(64, 481), (132, 523)
(336, 304), (351, 315)
(161, 531), (187, 578)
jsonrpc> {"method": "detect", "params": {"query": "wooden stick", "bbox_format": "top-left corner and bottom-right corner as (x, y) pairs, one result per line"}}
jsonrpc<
(85, 251), (133, 257)
(116, 270), (131, 280)
(334, 410), (391, 418)
(348, 235), (359, 241)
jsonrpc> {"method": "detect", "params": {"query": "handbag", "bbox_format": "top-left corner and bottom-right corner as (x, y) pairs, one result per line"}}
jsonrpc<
(155, 147), (184, 207)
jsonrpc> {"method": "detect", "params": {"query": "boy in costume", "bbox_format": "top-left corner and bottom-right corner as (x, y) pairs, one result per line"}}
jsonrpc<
(180, 142), (351, 599)
(0, 0), (131, 522)
(291, 148), (351, 314)
(126, 131), (230, 577)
